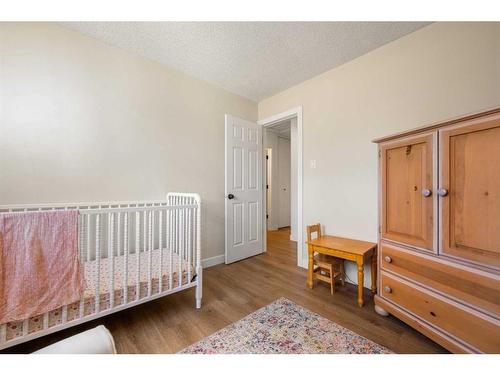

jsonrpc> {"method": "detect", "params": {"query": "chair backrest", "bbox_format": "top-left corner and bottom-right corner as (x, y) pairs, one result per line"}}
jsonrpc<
(307, 223), (321, 242)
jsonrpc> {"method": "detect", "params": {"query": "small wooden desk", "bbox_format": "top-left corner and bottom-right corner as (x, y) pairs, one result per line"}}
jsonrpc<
(307, 236), (377, 307)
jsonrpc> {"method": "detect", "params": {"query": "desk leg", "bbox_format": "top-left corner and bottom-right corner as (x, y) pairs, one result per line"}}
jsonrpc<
(307, 246), (314, 289)
(357, 258), (364, 307)
(371, 249), (377, 295)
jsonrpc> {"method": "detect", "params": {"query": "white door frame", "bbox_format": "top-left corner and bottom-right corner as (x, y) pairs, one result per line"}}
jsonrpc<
(258, 106), (305, 268)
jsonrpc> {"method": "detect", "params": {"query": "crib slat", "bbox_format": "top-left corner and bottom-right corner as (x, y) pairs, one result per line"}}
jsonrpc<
(117, 212), (122, 257)
(193, 206), (197, 275)
(22, 319), (28, 337)
(195, 205), (199, 276)
(43, 313), (49, 330)
(124, 212), (129, 304)
(169, 207), (173, 290)
(190, 205), (194, 272)
(173, 205), (177, 288)
(142, 210), (147, 298)
(185, 205), (188, 282)
(0, 324), (6, 344)
(95, 214), (101, 314)
(135, 212), (141, 301)
(188, 206), (192, 282)
(86, 214), (91, 262)
(159, 210), (163, 293)
(78, 212), (83, 262)
(182, 203), (186, 285)
(176, 204), (180, 287)
(179, 207), (183, 288)
(62, 305), (68, 324)
(109, 213), (115, 309)
(116, 212), (121, 305)
(78, 214), (85, 319)
(148, 210), (153, 297)
(184, 201), (188, 281)
(79, 294), (85, 319)
(82, 213), (91, 318)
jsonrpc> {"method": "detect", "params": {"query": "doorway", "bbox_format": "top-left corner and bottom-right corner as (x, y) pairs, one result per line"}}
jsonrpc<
(265, 121), (292, 231)
(223, 108), (303, 267)
(260, 107), (304, 268)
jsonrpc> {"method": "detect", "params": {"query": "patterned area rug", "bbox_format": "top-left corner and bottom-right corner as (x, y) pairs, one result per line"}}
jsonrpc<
(180, 297), (392, 354)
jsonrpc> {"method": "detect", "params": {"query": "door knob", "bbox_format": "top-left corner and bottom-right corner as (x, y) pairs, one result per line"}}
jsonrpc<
(437, 188), (448, 197)
(227, 194), (235, 200)
(384, 286), (392, 294)
(384, 256), (392, 263)
(422, 188), (432, 197)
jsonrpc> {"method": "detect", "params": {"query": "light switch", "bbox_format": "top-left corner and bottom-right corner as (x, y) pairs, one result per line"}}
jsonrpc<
(310, 160), (316, 169)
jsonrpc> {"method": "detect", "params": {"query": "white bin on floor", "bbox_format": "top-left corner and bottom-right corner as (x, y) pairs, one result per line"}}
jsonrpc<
(33, 325), (116, 354)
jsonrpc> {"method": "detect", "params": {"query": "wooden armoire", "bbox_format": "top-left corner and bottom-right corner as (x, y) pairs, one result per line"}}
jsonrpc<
(373, 108), (500, 353)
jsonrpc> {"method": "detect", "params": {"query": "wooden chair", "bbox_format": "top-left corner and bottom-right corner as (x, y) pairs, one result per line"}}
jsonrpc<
(307, 224), (345, 294)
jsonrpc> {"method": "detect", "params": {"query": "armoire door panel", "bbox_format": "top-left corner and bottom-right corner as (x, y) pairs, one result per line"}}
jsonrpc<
(381, 133), (436, 251)
(440, 113), (500, 269)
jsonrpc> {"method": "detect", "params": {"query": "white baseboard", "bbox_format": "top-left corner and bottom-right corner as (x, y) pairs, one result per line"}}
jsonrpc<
(201, 254), (225, 268)
(298, 257), (308, 269)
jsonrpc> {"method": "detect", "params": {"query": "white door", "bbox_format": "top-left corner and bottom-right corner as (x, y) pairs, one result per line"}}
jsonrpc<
(225, 114), (263, 264)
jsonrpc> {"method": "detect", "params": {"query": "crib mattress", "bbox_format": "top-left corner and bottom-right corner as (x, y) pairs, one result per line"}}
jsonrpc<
(3, 249), (194, 341)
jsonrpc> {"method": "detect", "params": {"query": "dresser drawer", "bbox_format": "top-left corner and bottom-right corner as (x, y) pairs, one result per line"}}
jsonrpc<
(380, 242), (500, 317)
(380, 271), (500, 353)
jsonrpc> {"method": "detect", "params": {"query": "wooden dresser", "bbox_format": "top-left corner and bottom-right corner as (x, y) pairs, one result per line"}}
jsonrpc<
(373, 108), (500, 353)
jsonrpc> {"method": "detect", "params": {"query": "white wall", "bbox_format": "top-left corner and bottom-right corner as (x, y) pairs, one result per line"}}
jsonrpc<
(258, 22), (500, 287)
(0, 22), (257, 263)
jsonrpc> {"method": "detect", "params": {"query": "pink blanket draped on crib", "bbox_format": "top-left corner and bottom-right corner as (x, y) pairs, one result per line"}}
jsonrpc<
(0, 210), (85, 324)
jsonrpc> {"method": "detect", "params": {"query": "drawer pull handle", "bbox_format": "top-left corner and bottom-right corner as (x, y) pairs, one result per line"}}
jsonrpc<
(384, 256), (392, 263)
(384, 286), (392, 293)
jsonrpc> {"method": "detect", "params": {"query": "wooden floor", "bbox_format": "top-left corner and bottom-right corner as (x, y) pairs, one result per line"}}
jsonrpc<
(2, 228), (447, 354)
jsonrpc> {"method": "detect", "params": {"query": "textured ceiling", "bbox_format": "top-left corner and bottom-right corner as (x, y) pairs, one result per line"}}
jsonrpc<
(61, 22), (430, 101)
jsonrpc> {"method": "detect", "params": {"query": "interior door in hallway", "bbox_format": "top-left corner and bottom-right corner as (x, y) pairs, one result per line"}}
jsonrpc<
(225, 114), (263, 263)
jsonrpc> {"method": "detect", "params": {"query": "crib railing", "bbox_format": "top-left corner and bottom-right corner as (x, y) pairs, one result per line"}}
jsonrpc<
(0, 193), (202, 350)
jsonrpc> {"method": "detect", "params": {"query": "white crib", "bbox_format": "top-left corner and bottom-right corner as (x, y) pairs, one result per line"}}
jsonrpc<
(0, 192), (202, 351)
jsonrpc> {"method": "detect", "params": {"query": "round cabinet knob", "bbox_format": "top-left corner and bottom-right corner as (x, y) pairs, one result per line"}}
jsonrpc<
(437, 188), (448, 197)
(384, 286), (392, 294)
(384, 256), (392, 263)
(227, 194), (235, 200)
(422, 188), (432, 197)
